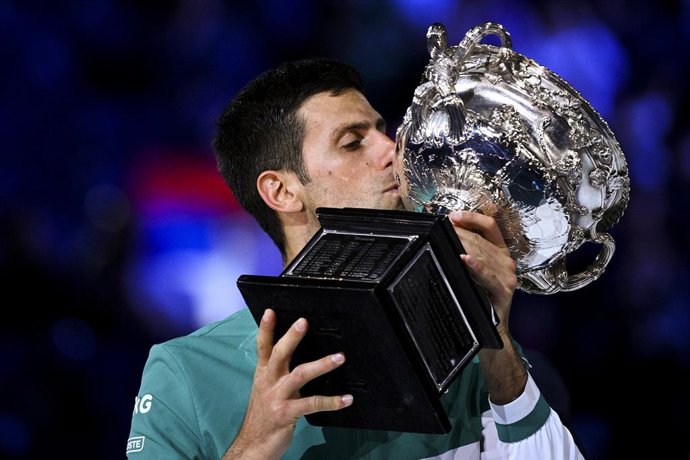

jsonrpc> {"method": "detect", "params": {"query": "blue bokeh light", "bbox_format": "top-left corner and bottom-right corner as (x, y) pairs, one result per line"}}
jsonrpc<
(530, 20), (628, 119)
(393, 0), (459, 27)
(51, 318), (97, 361)
(623, 91), (673, 191)
(0, 413), (29, 456)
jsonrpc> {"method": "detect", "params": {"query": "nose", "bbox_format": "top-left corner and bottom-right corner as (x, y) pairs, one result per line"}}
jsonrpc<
(373, 130), (396, 169)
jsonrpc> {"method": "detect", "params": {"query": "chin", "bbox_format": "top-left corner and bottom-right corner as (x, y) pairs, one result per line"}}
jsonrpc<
(384, 199), (406, 211)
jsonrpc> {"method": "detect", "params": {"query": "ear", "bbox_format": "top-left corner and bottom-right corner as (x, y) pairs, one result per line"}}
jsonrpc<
(257, 170), (304, 213)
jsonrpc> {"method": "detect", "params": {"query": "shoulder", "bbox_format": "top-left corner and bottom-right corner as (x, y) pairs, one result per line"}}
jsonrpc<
(157, 308), (256, 351)
(179, 307), (257, 340)
(128, 308), (258, 458)
(131, 308), (258, 434)
(143, 308), (258, 375)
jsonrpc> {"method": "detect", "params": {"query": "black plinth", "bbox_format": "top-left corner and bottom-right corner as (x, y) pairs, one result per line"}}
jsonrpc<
(237, 207), (502, 434)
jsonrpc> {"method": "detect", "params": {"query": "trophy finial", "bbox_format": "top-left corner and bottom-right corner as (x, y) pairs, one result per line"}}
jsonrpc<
(427, 23), (449, 58)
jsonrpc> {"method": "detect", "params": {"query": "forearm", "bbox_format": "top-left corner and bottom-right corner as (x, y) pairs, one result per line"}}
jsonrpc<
(478, 326), (527, 404)
(221, 436), (268, 460)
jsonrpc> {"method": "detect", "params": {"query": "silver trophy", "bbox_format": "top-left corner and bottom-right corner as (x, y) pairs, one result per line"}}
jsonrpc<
(395, 22), (630, 294)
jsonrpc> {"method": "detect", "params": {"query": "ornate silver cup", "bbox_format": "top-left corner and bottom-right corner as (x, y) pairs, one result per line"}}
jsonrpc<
(395, 22), (630, 294)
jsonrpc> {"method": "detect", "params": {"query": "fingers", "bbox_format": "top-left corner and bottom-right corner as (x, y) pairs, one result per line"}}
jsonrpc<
(448, 211), (517, 312)
(461, 253), (517, 301)
(447, 210), (512, 268)
(257, 312), (309, 375)
(256, 308), (308, 374)
(256, 308), (277, 367)
(296, 393), (354, 416)
(448, 211), (511, 265)
(448, 210), (507, 248)
(283, 353), (354, 412)
(244, 311), (353, 455)
(266, 317), (309, 377)
(257, 313), (352, 402)
(281, 352), (347, 397)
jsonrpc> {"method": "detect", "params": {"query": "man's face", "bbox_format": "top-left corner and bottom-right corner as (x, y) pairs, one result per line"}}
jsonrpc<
(297, 89), (404, 221)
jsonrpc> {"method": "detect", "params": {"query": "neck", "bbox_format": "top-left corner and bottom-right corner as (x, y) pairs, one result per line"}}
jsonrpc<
(281, 211), (320, 268)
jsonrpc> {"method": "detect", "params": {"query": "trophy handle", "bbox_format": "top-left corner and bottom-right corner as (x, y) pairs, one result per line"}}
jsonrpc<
(427, 22), (513, 63)
(560, 230), (616, 292)
(519, 230), (616, 294)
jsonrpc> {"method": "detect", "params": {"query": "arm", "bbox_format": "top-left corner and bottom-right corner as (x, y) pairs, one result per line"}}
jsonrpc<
(221, 308), (352, 460)
(448, 210), (527, 404)
(450, 210), (584, 458)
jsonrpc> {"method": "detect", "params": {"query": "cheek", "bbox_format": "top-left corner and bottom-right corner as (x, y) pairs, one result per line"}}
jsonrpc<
(329, 164), (367, 184)
(309, 161), (378, 200)
(393, 155), (408, 192)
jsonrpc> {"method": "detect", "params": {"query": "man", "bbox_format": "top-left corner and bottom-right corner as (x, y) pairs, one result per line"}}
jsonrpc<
(127, 57), (584, 459)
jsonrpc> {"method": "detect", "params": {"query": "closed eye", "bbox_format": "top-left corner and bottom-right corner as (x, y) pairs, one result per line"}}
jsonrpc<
(342, 138), (363, 151)
(334, 117), (386, 152)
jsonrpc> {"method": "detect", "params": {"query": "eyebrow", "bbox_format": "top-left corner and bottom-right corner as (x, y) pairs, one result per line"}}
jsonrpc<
(331, 117), (387, 145)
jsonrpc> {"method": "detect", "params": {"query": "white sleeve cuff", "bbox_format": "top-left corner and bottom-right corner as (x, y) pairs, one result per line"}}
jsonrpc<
(489, 372), (540, 425)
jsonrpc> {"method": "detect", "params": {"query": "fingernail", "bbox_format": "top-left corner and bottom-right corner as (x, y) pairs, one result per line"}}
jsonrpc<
(261, 309), (270, 322)
(341, 394), (353, 405)
(294, 318), (307, 332)
(331, 353), (345, 364)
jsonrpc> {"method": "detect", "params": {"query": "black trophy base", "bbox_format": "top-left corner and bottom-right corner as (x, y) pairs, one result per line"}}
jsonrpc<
(238, 276), (452, 433)
(237, 207), (502, 434)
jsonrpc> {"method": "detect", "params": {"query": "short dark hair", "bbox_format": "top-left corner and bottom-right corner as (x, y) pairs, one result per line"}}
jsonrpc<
(213, 57), (364, 257)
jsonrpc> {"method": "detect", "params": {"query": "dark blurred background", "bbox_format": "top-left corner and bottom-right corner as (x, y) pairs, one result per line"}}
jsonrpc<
(1, 0), (689, 459)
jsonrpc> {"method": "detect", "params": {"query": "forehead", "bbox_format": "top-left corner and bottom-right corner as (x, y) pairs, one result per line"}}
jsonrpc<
(298, 89), (379, 139)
